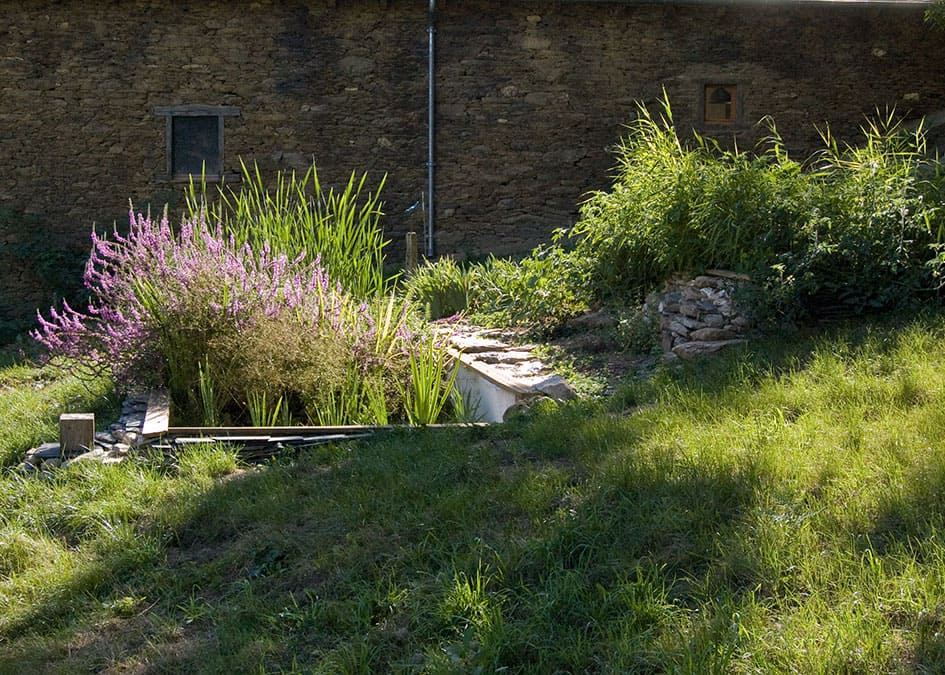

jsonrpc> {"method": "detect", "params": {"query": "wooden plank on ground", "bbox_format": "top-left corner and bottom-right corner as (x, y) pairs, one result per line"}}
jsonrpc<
(162, 423), (487, 437)
(165, 425), (396, 437)
(142, 390), (170, 437)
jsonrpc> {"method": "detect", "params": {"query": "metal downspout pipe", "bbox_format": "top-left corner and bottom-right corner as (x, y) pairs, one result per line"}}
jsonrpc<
(426, 0), (436, 258)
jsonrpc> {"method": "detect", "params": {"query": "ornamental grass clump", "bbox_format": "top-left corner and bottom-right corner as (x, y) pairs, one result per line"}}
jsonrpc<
(186, 160), (389, 299)
(33, 208), (457, 425)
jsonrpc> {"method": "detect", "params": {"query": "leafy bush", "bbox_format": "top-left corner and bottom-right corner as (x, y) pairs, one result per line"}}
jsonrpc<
(568, 97), (945, 320)
(402, 256), (476, 320)
(470, 247), (590, 330)
(403, 247), (591, 332)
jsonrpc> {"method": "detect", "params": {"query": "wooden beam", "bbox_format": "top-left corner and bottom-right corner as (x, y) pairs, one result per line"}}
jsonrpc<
(163, 422), (488, 437)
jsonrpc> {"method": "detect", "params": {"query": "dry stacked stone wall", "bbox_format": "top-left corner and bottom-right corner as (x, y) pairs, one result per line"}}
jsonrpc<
(647, 271), (754, 360)
(2, 0), (944, 333)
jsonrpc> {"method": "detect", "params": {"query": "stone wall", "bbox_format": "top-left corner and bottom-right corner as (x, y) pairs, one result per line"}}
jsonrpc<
(647, 271), (753, 360)
(2, 0), (944, 333)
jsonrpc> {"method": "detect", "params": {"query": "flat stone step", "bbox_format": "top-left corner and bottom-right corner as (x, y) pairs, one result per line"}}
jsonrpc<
(448, 325), (574, 422)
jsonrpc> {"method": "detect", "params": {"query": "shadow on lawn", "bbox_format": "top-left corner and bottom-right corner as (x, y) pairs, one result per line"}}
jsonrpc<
(6, 314), (945, 671)
(0, 412), (769, 672)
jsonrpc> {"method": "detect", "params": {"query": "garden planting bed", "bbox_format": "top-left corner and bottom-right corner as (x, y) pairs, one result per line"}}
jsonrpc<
(22, 327), (575, 472)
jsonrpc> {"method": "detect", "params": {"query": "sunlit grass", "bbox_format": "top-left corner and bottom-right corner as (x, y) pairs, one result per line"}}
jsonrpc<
(3, 316), (945, 671)
(0, 360), (117, 467)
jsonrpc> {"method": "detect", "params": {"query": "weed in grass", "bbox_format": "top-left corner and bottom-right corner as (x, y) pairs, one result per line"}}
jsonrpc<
(177, 592), (214, 626)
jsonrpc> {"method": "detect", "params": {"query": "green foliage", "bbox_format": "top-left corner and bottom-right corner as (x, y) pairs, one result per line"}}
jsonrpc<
(470, 246), (591, 330)
(246, 391), (288, 427)
(186, 160), (389, 299)
(927, 0), (945, 30)
(404, 247), (591, 332)
(409, 99), (945, 334)
(569, 95), (945, 320)
(197, 357), (221, 426)
(402, 256), (474, 320)
(400, 335), (460, 425)
(613, 305), (661, 354)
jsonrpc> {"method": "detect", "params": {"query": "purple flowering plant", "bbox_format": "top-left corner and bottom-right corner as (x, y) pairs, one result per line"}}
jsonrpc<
(33, 207), (439, 424)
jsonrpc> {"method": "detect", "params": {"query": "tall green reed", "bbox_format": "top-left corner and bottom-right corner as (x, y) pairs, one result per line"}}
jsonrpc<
(186, 160), (389, 298)
(247, 391), (290, 427)
(401, 337), (459, 426)
(197, 357), (221, 426)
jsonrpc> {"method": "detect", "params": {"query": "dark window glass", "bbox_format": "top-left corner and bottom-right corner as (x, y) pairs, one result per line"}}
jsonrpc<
(171, 116), (220, 176)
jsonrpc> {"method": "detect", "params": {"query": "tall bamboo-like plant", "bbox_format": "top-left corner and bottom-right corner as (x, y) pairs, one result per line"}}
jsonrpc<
(186, 160), (389, 298)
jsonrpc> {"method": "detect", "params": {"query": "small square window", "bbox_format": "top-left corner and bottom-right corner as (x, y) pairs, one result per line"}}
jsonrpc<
(704, 85), (737, 125)
(172, 115), (220, 176)
(154, 104), (239, 180)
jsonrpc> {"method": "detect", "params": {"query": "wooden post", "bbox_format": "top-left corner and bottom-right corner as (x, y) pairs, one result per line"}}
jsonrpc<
(405, 231), (418, 272)
(60, 413), (95, 455)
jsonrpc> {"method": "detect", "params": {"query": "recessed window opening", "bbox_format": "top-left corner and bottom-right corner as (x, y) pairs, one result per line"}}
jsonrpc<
(704, 85), (737, 125)
(172, 115), (220, 176)
(154, 104), (240, 180)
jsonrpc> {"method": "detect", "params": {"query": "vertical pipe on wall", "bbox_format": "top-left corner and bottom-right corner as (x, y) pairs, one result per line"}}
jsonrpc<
(426, 0), (436, 257)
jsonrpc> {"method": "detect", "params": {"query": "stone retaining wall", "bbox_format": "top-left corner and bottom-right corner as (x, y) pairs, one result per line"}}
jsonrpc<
(647, 270), (753, 360)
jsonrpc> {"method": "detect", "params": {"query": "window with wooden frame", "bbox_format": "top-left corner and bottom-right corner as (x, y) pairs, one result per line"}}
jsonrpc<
(154, 104), (240, 180)
(704, 85), (737, 125)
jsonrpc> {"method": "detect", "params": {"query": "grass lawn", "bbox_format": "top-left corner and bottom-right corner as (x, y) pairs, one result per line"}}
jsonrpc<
(3, 315), (945, 672)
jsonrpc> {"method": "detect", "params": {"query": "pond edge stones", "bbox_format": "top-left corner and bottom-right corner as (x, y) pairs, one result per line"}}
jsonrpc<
(21, 390), (151, 474)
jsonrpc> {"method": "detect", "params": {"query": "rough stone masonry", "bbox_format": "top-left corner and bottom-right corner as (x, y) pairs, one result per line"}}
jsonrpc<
(648, 270), (753, 360)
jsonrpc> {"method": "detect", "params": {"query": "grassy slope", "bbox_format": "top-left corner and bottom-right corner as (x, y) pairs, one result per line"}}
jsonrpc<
(0, 357), (117, 468)
(3, 318), (945, 672)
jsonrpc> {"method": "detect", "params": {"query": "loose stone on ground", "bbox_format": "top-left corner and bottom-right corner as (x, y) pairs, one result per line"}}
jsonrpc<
(21, 390), (153, 473)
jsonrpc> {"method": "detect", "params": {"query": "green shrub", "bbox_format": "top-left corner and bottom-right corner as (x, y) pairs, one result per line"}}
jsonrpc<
(566, 95), (945, 321)
(614, 305), (661, 354)
(402, 256), (476, 319)
(468, 247), (591, 331)
(403, 248), (591, 332)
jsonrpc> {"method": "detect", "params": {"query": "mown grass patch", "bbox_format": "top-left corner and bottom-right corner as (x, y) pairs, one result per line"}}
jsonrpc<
(3, 316), (945, 671)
